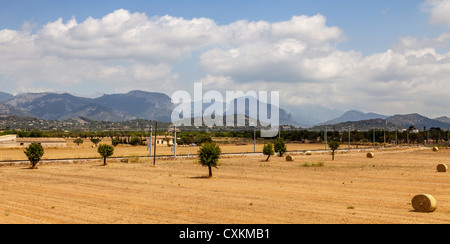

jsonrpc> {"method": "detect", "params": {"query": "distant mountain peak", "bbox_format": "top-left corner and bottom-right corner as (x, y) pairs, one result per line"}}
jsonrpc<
(2, 90), (173, 122)
(387, 113), (450, 129)
(435, 116), (450, 124)
(321, 110), (388, 125)
(0, 92), (14, 103)
(4, 89), (450, 129)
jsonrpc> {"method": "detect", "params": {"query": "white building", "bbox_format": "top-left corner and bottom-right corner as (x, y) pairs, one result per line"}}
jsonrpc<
(147, 136), (175, 146)
(0, 135), (18, 148)
(0, 135), (67, 148)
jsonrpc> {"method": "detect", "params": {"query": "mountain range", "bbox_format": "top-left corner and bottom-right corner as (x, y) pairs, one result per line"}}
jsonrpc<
(0, 90), (297, 125)
(312, 111), (450, 131)
(1, 90), (450, 130)
(0, 91), (173, 122)
(321, 110), (388, 125)
(0, 92), (14, 103)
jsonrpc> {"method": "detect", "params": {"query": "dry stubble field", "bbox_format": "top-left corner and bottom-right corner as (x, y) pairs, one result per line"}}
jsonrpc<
(0, 147), (450, 224)
(0, 140), (336, 161)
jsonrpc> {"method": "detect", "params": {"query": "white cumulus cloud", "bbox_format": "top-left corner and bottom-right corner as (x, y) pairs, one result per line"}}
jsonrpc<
(423, 0), (450, 26)
(1, 7), (450, 119)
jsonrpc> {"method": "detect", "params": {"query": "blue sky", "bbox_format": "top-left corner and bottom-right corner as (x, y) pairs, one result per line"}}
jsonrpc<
(1, 0), (450, 121)
(1, 0), (443, 54)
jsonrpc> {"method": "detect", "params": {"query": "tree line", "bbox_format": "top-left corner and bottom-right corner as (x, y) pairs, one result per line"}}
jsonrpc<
(3, 128), (450, 145)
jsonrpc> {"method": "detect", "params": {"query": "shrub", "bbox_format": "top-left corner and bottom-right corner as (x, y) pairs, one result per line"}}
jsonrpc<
(90, 138), (101, 147)
(263, 143), (274, 161)
(98, 144), (114, 166)
(112, 137), (121, 147)
(198, 142), (221, 178)
(328, 140), (340, 161)
(129, 136), (142, 146)
(73, 138), (84, 146)
(24, 143), (44, 169)
(274, 138), (287, 157)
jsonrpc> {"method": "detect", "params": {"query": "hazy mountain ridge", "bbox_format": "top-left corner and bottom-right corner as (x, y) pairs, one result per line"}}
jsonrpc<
(311, 118), (399, 131)
(386, 113), (450, 130)
(1, 90), (296, 124)
(173, 97), (298, 126)
(0, 92), (14, 103)
(58, 103), (138, 122)
(93, 90), (173, 122)
(1, 89), (450, 130)
(0, 103), (35, 118)
(318, 113), (450, 131)
(286, 104), (343, 127)
(1, 91), (173, 122)
(321, 110), (388, 125)
(434, 116), (450, 124)
(5, 93), (93, 120)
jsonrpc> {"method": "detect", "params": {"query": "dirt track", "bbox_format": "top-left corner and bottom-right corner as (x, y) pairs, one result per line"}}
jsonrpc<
(1, 147), (449, 224)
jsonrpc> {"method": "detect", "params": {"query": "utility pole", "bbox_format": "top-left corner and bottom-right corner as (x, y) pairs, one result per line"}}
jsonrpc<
(254, 127), (256, 153)
(148, 126), (153, 157)
(407, 130), (410, 146)
(348, 126), (351, 151)
(153, 122), (158, 166)
(173, 126), (177, 158)
(325, 127), (328, 150)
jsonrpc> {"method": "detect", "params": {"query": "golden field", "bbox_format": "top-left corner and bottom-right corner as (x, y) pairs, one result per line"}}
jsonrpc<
(1, 146), (450, 224)
(0, 139), (338, 161)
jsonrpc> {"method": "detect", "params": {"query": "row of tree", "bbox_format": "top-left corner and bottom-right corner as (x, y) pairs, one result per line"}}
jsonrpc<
(73, 137), (145, 147)
(262, 138), (287, 161)
(24, 142), (220, 178)
(24, 136), (346, 178)
(5, 128), (450, 145)
(262, 138), (341, 161)
(24, 143), (115, 169)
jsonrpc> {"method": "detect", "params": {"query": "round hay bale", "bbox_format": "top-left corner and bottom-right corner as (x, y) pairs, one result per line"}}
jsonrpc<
(286, 155), (295, 162)
(366, 152), (375, 158)
(433, 147), (439, 152)
(412, 194), (437, 213)
(306, 151), (312, 156)
(437, 164), (448, 172)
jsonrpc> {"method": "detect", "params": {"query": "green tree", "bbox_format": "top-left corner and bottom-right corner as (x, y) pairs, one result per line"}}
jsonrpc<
(328, 140), (340, 161)
(195, 133), (213, 145)
(90, 138), (101, 147)
(98, 144), (114, 166)
(129, 136), (142, 146)
(263, 143), (275, 161)
(29, 129), (43, 138)
(24, 143), (44, 169)
(274, 138), (287, 157)
(112, 137), (121, 147)
(197, 142), (221, 178)
(73, 138), (84, 146)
